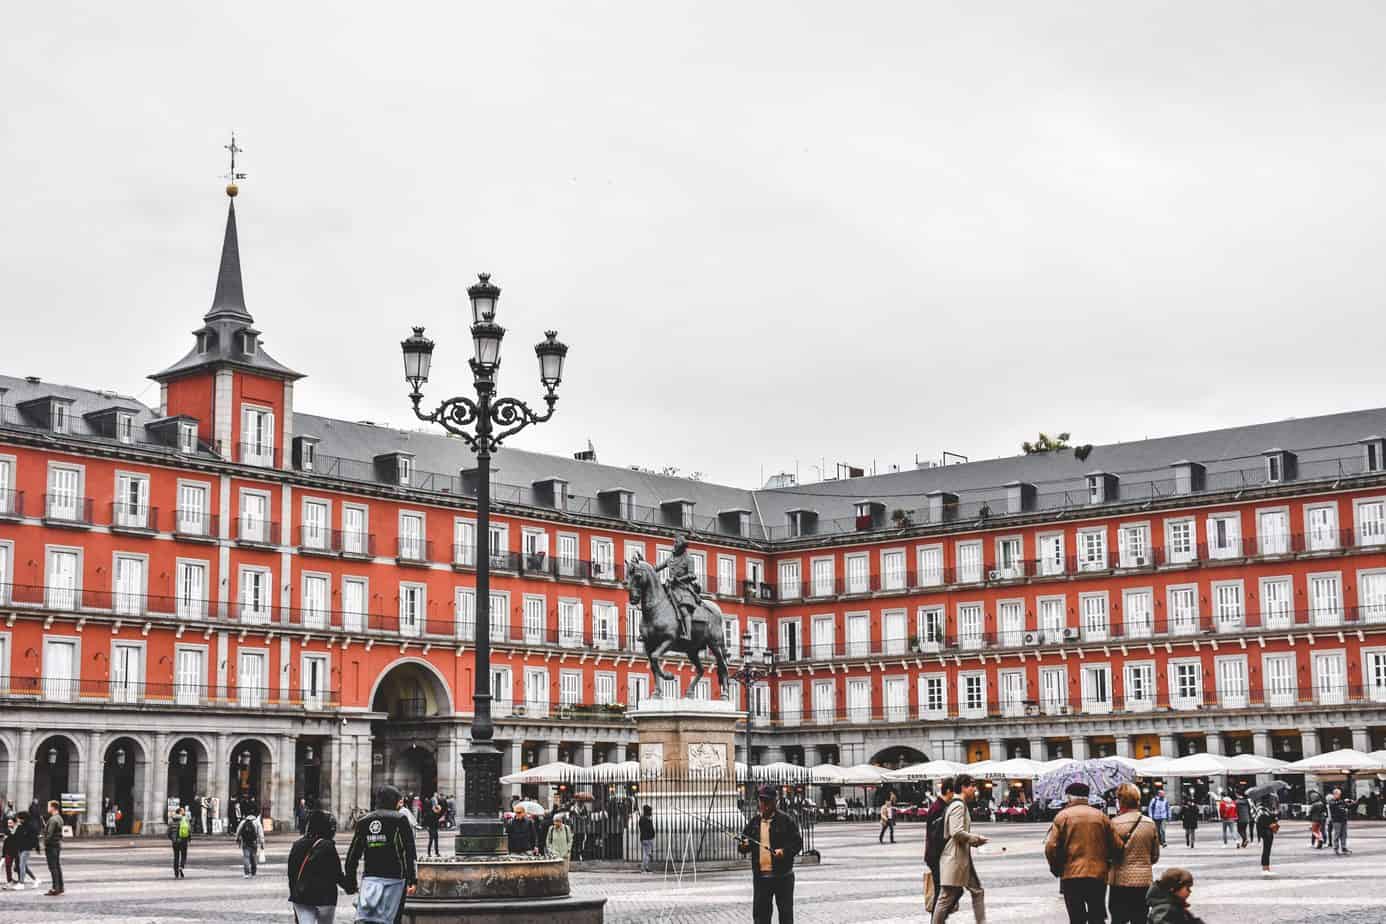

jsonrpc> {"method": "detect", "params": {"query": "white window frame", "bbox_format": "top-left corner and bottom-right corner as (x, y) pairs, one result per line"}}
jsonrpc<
(1308, 571), (1344, 627)
(46, 462), (85, 522)
(240, 404), (275, 467)
(341, 503), (370, 556)
(882, 608), (908, 655)
(717, 555), (737, 596)
(813, 678), (836, 725)
(1360, 647), (1386, 703)
(43, 635), (80, 702)
(1207, 512), (1243, 560)
(808, 556), (834, 598)
(109, 640), (144, 704)
(237, 565), (272, 624)
(398, 582), (426, 637)
(998, 669), (1026, 717)
(778, 616), (802, 662)
(880, 547), (907, 590)
(593, 600), (619, 650)
(956, 602), (984, 650)
(1037, 595), (1066, 643)
(1256, 506), (1291, 556)
(398, 510), (426, 562)
(301, 571), (331, 630)
(300, 496), (332, 551)
(594, 671), (617, 706)
(1305, 503), (1341, 552)
(1214, 654), (1249, 709)
(1122, 661), (1155, 712)
(917, 544), (944, 586)
(113, 470), (151, 529)
(522, 593), (546, 645)
(1081, 662), (1113, 715)
(1312, 649), (1348, 705)
(1358, 568), (1386, 624)
(994, 536), (1023, 579)
(958, 671), (986, 718)
(882, 675), (909, 723)
(780, 680), (804, 727)
(175, 479), (211, 536)
(1040, 666), (1069, 715)
(1168, 584), (1200, 635)
(237, 647), (269, 708)
(343, 576), (369, 633)
(956, 540), (983, 584)
(301, 652), (329, 710)
(558, 598), (584, 648)
(1122, 588), (1154, 639)
(845, 611), (870, 657)
(590, 536), (616, 581)
(1164, 518), (1197, 565)
(1077, 528), (1108, 571)
(174, 645), (207, 706)
(238, 488), (272, 544)
(778, 559), (801, 600)
(1354, 496), (1386, 547)
(1168, 658), (1203, 710)
(1259, 576), (1293, 630)
(917, 605), (945, 651)
(1117, 522), (1150, 568)
(844, 552), (870, 594)
(112, 552), (148, 617)
(1079, 592), (1109, 642)
(920, 673), (947, 719)
(1211, 580), (1245, 632)
(846, 677), (871, 723)
(524, 667), (550, 718)
(559, 669), (583, 708)
(1037, 532), (1065, 576)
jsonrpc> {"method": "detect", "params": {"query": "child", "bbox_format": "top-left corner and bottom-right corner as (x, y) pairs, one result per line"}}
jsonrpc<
(1146, 867), (1206, 924)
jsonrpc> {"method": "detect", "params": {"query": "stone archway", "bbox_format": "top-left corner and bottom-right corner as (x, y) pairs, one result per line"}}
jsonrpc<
(369, 659), (454, 718)
(168, 737), (212, 828)
(101, 736), (146, 834)
(32, 733), (82, 810)
(393, 743), (438, 804)
(228, 738), (275, 821)
(870, 745), (928, 770)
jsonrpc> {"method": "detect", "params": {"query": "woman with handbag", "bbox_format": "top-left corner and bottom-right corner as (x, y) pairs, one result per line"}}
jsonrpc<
(1255, 796), (1279, 875)
(1109, 784), (1160, 924)
(288, 811), (350, 923)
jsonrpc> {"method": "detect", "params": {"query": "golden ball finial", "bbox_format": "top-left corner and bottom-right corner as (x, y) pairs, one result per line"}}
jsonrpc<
(226, 183), (239, 198)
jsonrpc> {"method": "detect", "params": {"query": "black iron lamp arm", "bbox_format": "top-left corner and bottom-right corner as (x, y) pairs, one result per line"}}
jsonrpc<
(409, 393), (482, 452)
(489, 394), (558, 446)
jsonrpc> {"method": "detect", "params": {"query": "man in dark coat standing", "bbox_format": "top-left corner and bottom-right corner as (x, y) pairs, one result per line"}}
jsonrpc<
(738, 784), (803, 924)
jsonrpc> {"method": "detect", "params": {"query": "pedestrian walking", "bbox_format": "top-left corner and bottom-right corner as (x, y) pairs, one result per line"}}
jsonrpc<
(1, 815), (14, 889)
(168, 807), (192, 879)
(41, 800), (64, 896)
(1145, 868), (1207, 924)
(547, 812), (574, 862)
(1217, 795), (1236, 847)
(236, 810), (264, 877)
(422, 793), (442, 858)
(296, 797), (308, 835)
(1329, 787), (1354, 855)
(931, 774), (987, 924)
(923, 780), (955, 915)
(638, 805), (655, 872)
(1234, 792), (1251, 848)
(1044, 781), (1116, 924)
(1147, 790), (1169, 848)
(737, 784), (802, 924)
(507, 806), (536, 855)
(344, 785), (418, 924)
(1179, 798), (1198, 849)
(1308, 794), (1326, 848)
(288, 810), (350, 924)
(103, 798), (116, 836)
(879, 793), (897, 844)
(1255, 796), (1278, 875)
(1108, 783), (1159, 924)
(8, 811), (39, 890)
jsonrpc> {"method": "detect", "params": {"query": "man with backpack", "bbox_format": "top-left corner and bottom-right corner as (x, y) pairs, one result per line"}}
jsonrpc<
(923, 779), (954, 914)
(168, 807), (192, 879)
(235, 810), (264, 878)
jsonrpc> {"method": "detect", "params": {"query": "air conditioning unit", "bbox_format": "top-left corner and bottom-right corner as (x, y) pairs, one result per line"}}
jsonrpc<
(1023, 630), (1042, 646)
(1062, 627), (1080, 642)
(1057, 704), (1071, 715)
(987, 569), (1002, 581)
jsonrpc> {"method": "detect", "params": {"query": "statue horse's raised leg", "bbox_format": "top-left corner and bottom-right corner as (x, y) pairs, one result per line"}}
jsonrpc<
(687, 647), (706, 697)
(648, 638), (676, 686)
(709, 638), (730, 695)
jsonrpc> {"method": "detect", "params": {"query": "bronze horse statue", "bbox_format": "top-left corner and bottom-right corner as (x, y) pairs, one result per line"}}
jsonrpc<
(624, 554), (730, 698)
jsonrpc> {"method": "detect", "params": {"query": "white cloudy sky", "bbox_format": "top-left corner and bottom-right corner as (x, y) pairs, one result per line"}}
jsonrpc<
(4, 2), (1385, 488)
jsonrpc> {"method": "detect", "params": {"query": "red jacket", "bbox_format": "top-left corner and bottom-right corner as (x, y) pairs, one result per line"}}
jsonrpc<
(1218, 800), (1237, 821)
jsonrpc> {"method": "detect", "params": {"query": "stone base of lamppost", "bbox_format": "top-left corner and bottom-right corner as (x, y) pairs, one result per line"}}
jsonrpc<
(454, 747), (506, 856)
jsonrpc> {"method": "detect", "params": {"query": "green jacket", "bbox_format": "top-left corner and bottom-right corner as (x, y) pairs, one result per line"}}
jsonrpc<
(1146, 884), (1205, 924)
(546, 822), (573, 859)
(43, 814), (64, 849)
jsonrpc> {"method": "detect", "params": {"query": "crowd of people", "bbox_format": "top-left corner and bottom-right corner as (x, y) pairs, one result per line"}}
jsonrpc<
(0, 800), (67, 895)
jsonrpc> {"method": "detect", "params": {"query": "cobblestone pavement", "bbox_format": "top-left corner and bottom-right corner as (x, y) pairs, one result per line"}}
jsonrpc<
(1, 821), (1383, 921)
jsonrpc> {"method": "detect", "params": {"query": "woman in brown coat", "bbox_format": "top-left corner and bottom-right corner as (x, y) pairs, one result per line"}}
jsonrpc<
(1109, 783), (1160, 924)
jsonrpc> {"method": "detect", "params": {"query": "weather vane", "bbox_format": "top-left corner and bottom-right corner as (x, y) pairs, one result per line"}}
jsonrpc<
(223, 132), (246, 196)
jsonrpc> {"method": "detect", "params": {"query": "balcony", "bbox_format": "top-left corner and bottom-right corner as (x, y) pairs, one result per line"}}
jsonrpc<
(397, 537), (433, 566)
(340, 530), (375, 558)
(0, 675), (339, 710)
(234, 442), (280, 468)
(173, 509), (219, 541)
(43, 493), (93, 528)
(233, 517), (281, 548)
(0, 489), (24, 520)
(110, 502), (158, 534)
(296, 525), (340, 556)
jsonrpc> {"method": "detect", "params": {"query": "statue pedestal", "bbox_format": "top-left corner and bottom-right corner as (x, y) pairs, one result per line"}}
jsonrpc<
(631, 697), (740, 777)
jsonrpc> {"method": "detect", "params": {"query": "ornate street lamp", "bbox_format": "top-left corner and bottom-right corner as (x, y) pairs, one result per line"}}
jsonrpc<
(47, 747), (58, 765)
(402, 272), (568, 857)
(734, 631), (776, 787)
(305, 744), (315, 763)
(115, 748), (126, 767)
(178, 748), (189, 767)
(239, 750), (251, 768)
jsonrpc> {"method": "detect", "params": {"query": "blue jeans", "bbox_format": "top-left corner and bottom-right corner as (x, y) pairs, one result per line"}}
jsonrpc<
(641, 838), (655, 872)
(1153, 819), (1166, 845)
(241, 844), (257, 876)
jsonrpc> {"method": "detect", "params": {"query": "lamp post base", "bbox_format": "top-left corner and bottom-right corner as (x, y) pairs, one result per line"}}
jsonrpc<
(456, 746), (508, 856)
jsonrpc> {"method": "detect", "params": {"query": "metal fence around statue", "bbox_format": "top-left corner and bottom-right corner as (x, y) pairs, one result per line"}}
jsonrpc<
(537, 769), (816, 869)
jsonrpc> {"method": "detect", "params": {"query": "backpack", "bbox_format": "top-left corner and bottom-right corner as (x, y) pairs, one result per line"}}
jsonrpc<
(179, 817), (191, 839)
(924, 804), (948, 868)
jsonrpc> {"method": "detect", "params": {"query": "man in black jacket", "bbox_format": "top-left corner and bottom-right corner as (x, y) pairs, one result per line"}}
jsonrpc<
(345, 785), (417, 924)
(738, 785), (803, 924)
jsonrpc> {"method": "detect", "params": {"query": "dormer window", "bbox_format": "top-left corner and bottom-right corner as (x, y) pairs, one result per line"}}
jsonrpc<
(196, 331), (209, 354)
(1262, 449), (1296, 485)
(1362, 437), (1385, 473)
(302, 441), (316, 471)
(52, 402), (69, 434)
(398, 456), (413, 486)
(116, 413), (134, 444)
(1086, 472), (1118, 504)
(240, 331), (258, 355)
(178, 422), (197, 454)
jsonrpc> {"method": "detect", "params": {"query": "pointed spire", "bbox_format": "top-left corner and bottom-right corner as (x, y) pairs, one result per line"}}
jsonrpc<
(205, 194), (252, 324)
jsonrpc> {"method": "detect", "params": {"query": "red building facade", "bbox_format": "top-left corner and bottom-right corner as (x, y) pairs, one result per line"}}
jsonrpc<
(2, 188), (1385, 833)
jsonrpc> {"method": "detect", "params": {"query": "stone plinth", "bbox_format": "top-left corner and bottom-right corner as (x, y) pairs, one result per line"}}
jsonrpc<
(631, 697), (740, 776)
(405, 856), (605, 923)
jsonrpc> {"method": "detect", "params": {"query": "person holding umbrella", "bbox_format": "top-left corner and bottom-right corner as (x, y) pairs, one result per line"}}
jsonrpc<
(1254, 795), (1279, 875)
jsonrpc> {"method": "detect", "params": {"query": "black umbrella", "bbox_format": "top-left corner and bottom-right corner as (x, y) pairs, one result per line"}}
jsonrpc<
(1245, 780), (1289, 801)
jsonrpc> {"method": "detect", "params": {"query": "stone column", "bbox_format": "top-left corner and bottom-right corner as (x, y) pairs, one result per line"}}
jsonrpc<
(352, 735), (369, 811)
(988, 737), (1005, 761)
(1351, 727), (1371, 796)
(213, 733), (229, 809)
(509, 740), (524, 800)
(1070, 737), (1089, 761)
(276, 735), (296, 831)
(802, 746), (820, 768)
(1115, 736), (1132, 759)
(437, 728), (460, 804)
(1300, 729), (1320, 759)
(1251, 731), (1273, 788)
(1028, 737), (1045, 761)
(16, 727), (33, 807)
(578, 741), (594, 767)
(150, 732), (170, 833)
(86, 730), (105, 831)
(329, 734), (344, 816)
(1205, 732), (1224, 756)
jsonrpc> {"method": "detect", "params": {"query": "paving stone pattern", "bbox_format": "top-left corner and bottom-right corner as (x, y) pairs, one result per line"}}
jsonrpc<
(1, 821), (1383, 921)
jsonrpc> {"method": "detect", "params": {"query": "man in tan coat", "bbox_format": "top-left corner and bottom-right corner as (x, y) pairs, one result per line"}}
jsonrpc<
(1044, 782), (1118, 924)
(932, 774), (988, 923)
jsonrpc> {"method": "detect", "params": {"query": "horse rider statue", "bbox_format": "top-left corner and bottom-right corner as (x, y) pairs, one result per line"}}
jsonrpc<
(653, 535), (702, 640)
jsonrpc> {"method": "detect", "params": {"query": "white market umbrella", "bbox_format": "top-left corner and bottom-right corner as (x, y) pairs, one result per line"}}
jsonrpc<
(753, 761), (812, 781)
(839, 764), (887, 785)
(1104, 756), (1143, 769)
(1285, 749), (1386, 776)
(976, 757), (1046, 780)
(1132, 755), (1173, 776)
(1222, 754), (1288, 774)
(966, 759), (999, 778)
(736, 761), (749, 782)
(1158, 753), (1235, 777)
(809, 763), (851, 785)
(499, 761), (584, 785)
(586, 761), (641, 782)
(882, 759), (967, 782)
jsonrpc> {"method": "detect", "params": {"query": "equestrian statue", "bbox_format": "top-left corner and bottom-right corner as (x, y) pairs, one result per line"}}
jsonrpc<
(624, 538), (730, 698)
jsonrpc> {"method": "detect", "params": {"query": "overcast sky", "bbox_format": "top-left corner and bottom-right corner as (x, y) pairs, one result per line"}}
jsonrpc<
(5, 2), (1385, 489)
